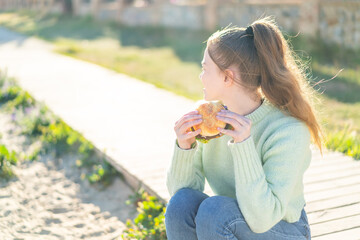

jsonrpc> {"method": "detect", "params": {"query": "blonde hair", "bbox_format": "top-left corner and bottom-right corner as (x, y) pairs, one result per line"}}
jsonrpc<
(206, 17), (323, 153)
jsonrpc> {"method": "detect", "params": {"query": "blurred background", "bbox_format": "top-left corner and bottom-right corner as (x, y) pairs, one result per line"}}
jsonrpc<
(0, 0), (359, 239)
(1, 0), (357, 152)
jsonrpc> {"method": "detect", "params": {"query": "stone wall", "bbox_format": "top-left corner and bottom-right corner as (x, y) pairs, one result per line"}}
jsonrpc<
(96, 2), (205, 29)
(217, 2), (301, 33)
(0, 0), (62, 12)
(96, 1), (305, 33)
(318, 0), (360, 48)
(0, 0), (359, 48)
(93, 0), (320, 39)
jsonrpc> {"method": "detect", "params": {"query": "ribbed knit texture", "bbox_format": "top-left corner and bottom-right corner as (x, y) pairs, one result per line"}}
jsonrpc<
(166, 98), (312, 233)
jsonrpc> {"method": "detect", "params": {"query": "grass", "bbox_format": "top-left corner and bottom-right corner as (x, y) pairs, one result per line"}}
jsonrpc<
(122, 187), (167, 240)
(0, 144), (18, 180)
(0, 10), (206, 100)
(0, 10), (359, 159)
(0, 69), (121, 186)
(55, 38), (203, 100)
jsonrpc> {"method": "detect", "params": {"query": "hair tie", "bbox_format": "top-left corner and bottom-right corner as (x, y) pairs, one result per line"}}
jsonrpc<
(245, 26), (254, 38)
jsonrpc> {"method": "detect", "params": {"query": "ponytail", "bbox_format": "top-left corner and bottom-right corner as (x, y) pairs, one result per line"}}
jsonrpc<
(252, 17), (323, 153)
(206, 17), (323, 153)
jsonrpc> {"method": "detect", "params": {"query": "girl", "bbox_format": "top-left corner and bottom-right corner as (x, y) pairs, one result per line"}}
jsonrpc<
(165, 17), (323, 240)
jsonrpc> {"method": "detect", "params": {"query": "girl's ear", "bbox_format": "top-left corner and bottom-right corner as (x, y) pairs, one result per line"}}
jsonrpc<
(223, 69), (235, 87)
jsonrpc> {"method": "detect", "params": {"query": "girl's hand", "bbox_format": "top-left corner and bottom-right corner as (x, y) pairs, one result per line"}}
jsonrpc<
(174, 110), (202, 149)
(216, 110), (252, 143)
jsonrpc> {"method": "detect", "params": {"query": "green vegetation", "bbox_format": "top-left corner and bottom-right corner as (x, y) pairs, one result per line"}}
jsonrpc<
(122, 187), (167, 240)
(0, 70), (121, 186)
(1, 10), (358, 160)
(1, 9), (359, 240)
(0, 144), (18, 179)
(1, 10), (359, 161)
(0, 11), (207, 100)
(325, 126), (360, 160)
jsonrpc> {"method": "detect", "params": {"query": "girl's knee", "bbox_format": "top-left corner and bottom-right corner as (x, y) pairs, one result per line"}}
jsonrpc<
(199, 196), (239, 215)
(195, 196), (244, 229)
(173, 188), (199, 201)
(194, 196), (248, 239)
(165, 188), (207, 220)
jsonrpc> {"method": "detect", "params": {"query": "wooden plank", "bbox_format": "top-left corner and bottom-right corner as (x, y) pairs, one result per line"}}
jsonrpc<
(305, 160), (360, 177)
(142, 175), (167, 186)
(309, 159), (358, 170)
(125, 158), (168, 169)
(310, 215), (360, 237)
(304, 175), (360, 194)
(304, 167), (360, 184)
(311, 151), (343, 160)
(310, 154), (356, 168)
(311, 152), (343, 161)
(307, 203), (360, 224)
(306, 184), (360, 203)
(308, 155), (358, 168)
(305, 193), (360, 213)
(312, 227), (360, 240)
(134, 167), (167, 180)
(306, 149), (360, 238)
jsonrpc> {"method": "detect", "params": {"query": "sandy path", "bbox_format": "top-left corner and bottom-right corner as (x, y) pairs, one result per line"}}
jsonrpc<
(0, 109), (137, 240)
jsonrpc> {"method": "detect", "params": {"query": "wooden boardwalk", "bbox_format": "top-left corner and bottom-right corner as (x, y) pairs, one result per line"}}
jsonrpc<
(304, 147), (360, 239)
(1, 27), (359, 239)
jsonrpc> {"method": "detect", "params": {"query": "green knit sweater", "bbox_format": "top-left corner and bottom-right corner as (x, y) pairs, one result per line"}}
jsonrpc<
(166, 98), (312, 233)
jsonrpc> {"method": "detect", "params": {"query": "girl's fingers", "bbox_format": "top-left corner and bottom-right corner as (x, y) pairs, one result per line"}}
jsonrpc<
(188, 110), (199, 115)
(183, 114), (202, 122)
(216, 115), (241, 129)
(179, 119), (202, 133)
(175, 112), (201, 126)
(175, 114), (200, 128)
(217, 111), (251, 126)
(185, 129), (201, 138)
(237, 115), (252, 125)
(216, 110), (252, 143)
(217, 127), (236, 138)
(177, 129), (201, 141)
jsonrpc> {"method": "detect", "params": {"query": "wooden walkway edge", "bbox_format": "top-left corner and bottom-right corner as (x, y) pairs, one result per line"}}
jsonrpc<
(304, 147), (360, 239)
(1, 27), (359, 239)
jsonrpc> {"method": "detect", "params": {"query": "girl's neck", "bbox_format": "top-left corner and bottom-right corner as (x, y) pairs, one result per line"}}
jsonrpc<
(221, 91), (263, 116)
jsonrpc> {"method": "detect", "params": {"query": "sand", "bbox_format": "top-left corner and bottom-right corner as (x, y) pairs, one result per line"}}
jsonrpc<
(0, 109), (137, 240)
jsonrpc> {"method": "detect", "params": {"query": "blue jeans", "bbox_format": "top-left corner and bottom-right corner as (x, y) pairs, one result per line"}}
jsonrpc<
(165, 188), (311, 240)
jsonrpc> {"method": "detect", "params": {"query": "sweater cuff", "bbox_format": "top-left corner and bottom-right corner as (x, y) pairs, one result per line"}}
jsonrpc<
(170, 140), (198, 180)
(228, 136), (264, 183)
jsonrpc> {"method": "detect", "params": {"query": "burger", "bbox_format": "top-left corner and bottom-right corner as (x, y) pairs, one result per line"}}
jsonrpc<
(191, 100), (234, 144)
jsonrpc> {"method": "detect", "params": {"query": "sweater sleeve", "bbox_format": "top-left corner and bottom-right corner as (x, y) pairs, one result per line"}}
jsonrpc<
(227, 122), (311, 233)
(166, 139), (205, 196)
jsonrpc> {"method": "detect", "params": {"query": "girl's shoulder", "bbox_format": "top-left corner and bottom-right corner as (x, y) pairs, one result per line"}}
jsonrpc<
(261, 104), (310, 140)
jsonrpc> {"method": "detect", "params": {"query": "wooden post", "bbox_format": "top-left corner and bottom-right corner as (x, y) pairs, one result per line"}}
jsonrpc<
(204, 0), (218, 31)
(40, 0), (45, 12)
(91, 0), (102, 19)
(73, 0), (82, 16)
(116, 0), (125, 22)
(62, 0), (74, 14)
(299, 0), (319, 37)
(45, 0), (55, 13)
